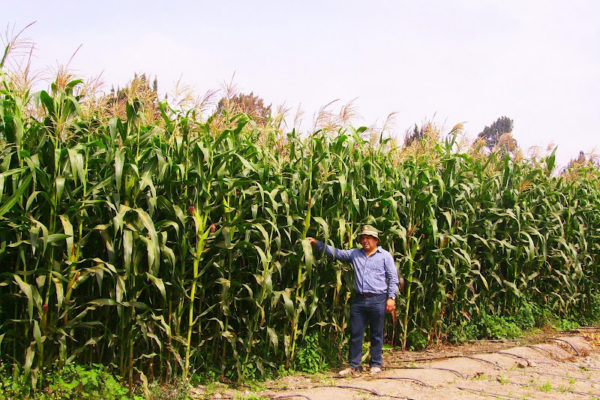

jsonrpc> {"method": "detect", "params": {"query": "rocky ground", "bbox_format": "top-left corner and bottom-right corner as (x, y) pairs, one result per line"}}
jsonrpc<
(192, 327), (600, 400)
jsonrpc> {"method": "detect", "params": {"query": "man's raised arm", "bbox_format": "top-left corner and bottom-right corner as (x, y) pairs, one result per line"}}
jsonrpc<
(307, 237), (354, 263)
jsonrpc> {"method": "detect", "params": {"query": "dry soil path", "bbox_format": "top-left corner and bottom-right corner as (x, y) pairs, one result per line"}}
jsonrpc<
(195, 327), (600, 400)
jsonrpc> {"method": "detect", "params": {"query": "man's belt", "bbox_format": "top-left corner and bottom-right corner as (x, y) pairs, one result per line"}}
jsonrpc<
(356, 292), (385, 298)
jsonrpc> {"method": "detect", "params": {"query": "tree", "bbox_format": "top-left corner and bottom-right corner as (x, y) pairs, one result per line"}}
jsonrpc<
(477, 116), (514, 151)
(105, 73), (161, 122)
(404, 124), (425, 146)
(404, 122), (437, 147)
(215, 92), (271, 125)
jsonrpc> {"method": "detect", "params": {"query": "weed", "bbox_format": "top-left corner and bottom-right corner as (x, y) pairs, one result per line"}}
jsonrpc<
(555, 319), (579, 332)
(472, 373), (488, 380)
(0, 363), (142, 400)
(233, 394), (270, 400)
(539, 381), (552, 392)
(407, 330), (428, 351)
(294, 333), (329, 373)
(147, 380), (191, 400)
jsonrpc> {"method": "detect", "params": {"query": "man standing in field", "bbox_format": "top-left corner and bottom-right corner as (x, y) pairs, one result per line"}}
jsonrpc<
(308, 224), (399, 376)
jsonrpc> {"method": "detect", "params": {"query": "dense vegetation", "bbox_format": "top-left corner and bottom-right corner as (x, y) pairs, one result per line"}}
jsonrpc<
(1, 45), (600, 394)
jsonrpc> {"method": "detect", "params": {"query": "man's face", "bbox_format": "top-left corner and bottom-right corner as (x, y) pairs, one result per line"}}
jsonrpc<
(359, 235), (378, 252)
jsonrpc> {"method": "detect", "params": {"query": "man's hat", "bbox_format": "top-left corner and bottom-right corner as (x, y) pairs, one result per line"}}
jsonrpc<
(358, 224), (379, 239)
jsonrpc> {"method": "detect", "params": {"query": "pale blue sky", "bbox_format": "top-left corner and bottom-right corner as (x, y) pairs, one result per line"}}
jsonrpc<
(3, 1), (599, 167)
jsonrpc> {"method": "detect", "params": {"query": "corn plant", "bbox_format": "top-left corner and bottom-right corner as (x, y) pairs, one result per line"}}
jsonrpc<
(1, 49), (600, 389)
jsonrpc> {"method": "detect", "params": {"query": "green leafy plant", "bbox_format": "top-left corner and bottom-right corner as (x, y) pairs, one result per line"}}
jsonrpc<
(407, 330), (428, 351)
(539, 381), (553, 392)
(555, 319), (579, 332)
(0, 363), (141, 399)
(294, 333), (328, 373)
(1, 32), (600, 387)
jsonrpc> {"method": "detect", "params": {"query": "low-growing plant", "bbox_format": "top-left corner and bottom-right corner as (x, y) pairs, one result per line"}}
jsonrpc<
(555, 319), (579, 332)
(0, 363), (142, 400)
(294, 333), (329, 373)
(514, 301), (536, 330)
(478, 313), (523, 339)
(233, 393), (270, 400)
(448, 319), (479, 343)
(406, 330), (428, 351)
(146, 379), (192, 400)
(472, 373), (488, 381)
(539, 381), (553, 392)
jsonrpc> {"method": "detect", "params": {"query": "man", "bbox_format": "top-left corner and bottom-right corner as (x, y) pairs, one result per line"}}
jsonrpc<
(308, 224), (399, 376)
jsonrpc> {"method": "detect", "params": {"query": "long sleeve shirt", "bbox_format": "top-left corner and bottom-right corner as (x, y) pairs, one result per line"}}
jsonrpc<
(315, 241), (399, 299)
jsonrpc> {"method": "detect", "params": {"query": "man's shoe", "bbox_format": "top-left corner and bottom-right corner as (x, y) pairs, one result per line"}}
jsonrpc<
(338, 367), (357, 377)
(369, 366), (382, 375)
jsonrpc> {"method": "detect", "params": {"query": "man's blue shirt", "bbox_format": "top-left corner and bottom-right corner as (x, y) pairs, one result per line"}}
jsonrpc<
(315, 241), (399, 299)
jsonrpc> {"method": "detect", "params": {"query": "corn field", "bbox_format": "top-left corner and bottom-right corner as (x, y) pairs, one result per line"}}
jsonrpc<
(1, 60), (600, 386)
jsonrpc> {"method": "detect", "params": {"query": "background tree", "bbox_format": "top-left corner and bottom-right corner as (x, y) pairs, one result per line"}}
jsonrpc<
(215, 92), (272, 125)
(105, 73), (161, 122)
(478, 116), (514, 150)
(404, 121), (437, 146)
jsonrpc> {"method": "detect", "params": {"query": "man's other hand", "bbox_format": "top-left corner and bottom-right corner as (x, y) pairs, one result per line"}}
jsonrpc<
(386, 298), (395, 313)
(307, 237), (318, 246)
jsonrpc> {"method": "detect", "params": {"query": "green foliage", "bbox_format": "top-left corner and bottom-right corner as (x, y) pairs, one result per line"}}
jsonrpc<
(0, 363), (141, 400)
(406, 330), (428, 351)
(293, 333), (328, 373)
(555, 319), (579, 332)
(479, 313), (523, 340)
(575, 292), (600, 326)
(477, 115), (514, 150)
(448, 319), (480, 343)
(539, 380), (553, 392)
(233, 394), (270, 400)
(2, 41), (600, 387)
(450, 310), (528, 342)
(146, 380), (191, 400)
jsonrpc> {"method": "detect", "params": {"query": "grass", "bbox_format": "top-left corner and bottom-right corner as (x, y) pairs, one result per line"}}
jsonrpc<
(539, 381), (553, 392)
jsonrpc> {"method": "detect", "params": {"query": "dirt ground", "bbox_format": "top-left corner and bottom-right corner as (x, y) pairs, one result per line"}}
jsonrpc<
(192, 327), (600, 400)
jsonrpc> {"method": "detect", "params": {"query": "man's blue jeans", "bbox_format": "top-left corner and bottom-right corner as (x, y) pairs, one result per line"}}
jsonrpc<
(349, 293), (387, 369)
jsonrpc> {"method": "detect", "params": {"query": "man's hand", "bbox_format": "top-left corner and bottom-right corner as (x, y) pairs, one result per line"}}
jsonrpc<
(386, 298), (395, 313)
(307, 237), (318, 246)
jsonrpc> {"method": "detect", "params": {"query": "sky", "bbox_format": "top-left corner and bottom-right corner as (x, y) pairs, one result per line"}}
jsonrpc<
(3, 0), (599, 167)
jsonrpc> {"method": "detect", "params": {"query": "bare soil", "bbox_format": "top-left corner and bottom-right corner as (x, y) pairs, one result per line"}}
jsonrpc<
(192, 326), (600, 400)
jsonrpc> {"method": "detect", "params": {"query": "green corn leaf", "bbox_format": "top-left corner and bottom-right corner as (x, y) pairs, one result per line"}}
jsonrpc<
(54, 277), (64, 310)
(147, 273), (167, 302)
(0, 174), (32, 217)
(123, 229), (133, 273)
(23, 346), (35, 374)
(58, 214), (74, 258)
(55, 176), (65, 203)
(267, 327), (279, 348)
(313, 216), (329, 239)
(115, 148), (124, 192)
(33, 320), (42, 351)
(301, 239), (314, 274)
(14, 275), (34, 321)
(67, 148), (85, 185)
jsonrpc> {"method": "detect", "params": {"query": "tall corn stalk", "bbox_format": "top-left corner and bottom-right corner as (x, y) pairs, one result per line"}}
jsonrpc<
(1, 49), (600, 386)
